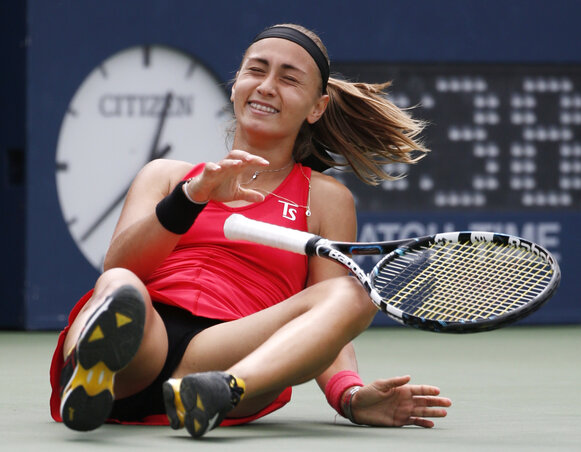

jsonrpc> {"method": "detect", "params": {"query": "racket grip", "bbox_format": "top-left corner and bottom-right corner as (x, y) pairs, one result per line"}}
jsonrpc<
(224, 214), (316, 255)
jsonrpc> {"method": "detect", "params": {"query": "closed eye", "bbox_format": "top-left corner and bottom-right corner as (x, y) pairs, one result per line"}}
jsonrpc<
(248, 67), (265, 73)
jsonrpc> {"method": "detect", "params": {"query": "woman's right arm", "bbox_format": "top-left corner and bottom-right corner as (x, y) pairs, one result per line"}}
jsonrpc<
(103, 158), (193, 280)
(103, 150), (270, 280)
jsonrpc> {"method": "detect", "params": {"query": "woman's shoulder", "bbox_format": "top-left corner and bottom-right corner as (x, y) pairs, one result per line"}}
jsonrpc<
(141, 158), (194, 173)
(309, 170), (356, 239)
(136, 159), (196, 185)
(310, 170), (354, 204)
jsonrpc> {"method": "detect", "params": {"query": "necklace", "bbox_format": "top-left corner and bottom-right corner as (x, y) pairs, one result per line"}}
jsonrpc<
(242, 159), (294, 185)
(241, 162), (312, 217)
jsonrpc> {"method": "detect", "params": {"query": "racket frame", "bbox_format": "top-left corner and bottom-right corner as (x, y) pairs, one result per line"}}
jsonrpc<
(367, 231), (560, 332)
(224, 214), (560, 333)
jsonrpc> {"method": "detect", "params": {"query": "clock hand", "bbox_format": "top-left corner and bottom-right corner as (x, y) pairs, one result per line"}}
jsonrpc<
(79, 143), (172, 243)
(80, 94), (173, 243)
(148, 92), (173, 162)
(79, 95), (174, 243)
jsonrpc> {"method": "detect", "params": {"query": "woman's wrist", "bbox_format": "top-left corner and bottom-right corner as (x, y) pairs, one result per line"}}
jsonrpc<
(340, 385), (361, 424)
(182, 177), (209, 204)
(324, 370), (364, 421)
(155, 180), (207, 234)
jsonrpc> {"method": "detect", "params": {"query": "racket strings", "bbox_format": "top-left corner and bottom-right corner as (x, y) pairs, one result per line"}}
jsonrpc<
(432, 243), (526, 319)
(429, 243), (545, 319)
(373, 241), (555, 322)
(413, 243), (551, 320)
(417, 243), (549, 319)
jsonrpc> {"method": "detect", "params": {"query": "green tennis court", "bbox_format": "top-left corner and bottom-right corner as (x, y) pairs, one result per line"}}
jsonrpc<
(2, 325), (579, 451)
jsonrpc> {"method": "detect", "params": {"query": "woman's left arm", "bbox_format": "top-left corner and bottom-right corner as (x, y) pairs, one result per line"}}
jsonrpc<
(304, 172), (356, 286)
(304, 173), (364, 415)
(308, 173), (452, 427)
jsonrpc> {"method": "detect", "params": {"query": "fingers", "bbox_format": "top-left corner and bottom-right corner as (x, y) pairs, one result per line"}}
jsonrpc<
(374, 375), (411, 391)
(410, 417), (435, 428)
(193, 150), (271, 203)
(407, 407), (449, 429)
(409, 384), (442, 396)
(203, 161), (222, 172)
(237, 186), (266, 203)
(396, 398), (449, 429)
(421, 395), (452, 408)
(204, 150), (269, 175)
(413, 403), (450, 417)
(406, 395), (450, 428)
(373, 377), (451, 405)
(225, 149), (270, 167)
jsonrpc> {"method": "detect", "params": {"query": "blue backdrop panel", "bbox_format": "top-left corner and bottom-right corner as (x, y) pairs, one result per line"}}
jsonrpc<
(11, 0), (581, 329)
(360, 212), (578, 326)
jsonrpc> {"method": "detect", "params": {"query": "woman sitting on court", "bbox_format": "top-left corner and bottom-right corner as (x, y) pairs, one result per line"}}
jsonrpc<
(50, 23), (452, 438)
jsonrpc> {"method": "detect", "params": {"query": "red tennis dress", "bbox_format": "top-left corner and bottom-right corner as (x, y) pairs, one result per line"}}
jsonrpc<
(49, 163), (311, 425)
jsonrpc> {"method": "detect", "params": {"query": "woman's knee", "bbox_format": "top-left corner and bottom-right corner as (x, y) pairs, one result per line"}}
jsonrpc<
(63, 268), (151, 359)
(320, 276), (377, 320)
(93, 267), (151, 306)
(326, 275), (368, 300)
(95, 267), (144, 295)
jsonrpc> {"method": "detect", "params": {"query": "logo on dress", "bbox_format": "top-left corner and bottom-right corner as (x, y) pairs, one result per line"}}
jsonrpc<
(279, 200), (298, 221)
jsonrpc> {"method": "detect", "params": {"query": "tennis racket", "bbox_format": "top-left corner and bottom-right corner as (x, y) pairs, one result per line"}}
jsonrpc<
(224, 214), (560, 333)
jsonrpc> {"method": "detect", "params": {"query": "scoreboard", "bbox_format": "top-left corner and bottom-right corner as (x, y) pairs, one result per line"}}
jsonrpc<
(328, 63), (580, 325)
(331, 63), (581, 213)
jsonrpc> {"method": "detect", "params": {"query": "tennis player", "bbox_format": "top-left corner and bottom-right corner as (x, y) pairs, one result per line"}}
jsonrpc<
(50, 23), (451, 438)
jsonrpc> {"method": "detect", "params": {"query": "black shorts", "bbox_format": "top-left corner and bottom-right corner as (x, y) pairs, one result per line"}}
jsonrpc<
(109, 302), (223, 422)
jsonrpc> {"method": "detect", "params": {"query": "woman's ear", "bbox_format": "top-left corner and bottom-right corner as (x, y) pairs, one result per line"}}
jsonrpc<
(230, 72), (239, 103)
(306, 94), (330, 124)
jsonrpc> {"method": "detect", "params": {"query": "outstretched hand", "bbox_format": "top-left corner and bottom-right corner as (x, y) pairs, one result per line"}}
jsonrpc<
(350, 375), (451, 428)
(184, 149), (271, 204)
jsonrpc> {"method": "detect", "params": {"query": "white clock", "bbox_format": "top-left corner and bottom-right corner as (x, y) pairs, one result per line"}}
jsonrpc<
(55, 44), (231, 270)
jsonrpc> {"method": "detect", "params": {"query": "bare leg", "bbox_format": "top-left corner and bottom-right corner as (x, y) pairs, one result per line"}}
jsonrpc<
(172, 276), (376, 416)
(62, 267), (168, 398)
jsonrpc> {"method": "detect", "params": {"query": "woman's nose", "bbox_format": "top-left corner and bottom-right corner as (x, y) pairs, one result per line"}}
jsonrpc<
(256, 74), (277, 96)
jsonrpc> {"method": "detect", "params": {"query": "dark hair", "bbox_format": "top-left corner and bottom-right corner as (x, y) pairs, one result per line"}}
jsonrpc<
(238, 23), (428, 185)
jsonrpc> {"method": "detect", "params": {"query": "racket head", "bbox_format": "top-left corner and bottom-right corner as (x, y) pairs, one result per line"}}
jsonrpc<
(370, 232), (561, 333)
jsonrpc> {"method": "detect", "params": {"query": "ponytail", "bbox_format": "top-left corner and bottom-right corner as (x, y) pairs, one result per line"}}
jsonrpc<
(294, 76), (428, 185)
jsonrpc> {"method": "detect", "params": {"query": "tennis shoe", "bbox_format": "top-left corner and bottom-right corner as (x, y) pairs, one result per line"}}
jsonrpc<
(59, 285), (146, 431)
(163, 371), (245, 438)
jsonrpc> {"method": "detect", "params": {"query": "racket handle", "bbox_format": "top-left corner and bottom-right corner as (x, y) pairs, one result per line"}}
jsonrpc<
(224, 214), (317, 255)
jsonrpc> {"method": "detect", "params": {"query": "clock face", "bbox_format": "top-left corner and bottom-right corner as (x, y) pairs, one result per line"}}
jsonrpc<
(55, 45), (231, 270)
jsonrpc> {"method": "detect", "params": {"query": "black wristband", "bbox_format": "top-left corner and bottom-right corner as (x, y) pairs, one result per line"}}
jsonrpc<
(155, 181), (207, 234)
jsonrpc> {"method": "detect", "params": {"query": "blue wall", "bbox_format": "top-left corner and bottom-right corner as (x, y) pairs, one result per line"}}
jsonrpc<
(0, 1), (26, 328)
(2, 0), (581, 329)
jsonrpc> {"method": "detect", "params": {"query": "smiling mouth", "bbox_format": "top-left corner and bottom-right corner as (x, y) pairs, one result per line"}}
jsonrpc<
(249, 102), (279, 114)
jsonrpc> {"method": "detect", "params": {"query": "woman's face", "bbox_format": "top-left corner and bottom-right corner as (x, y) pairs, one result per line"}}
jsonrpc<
(231, 38), (328, 146)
